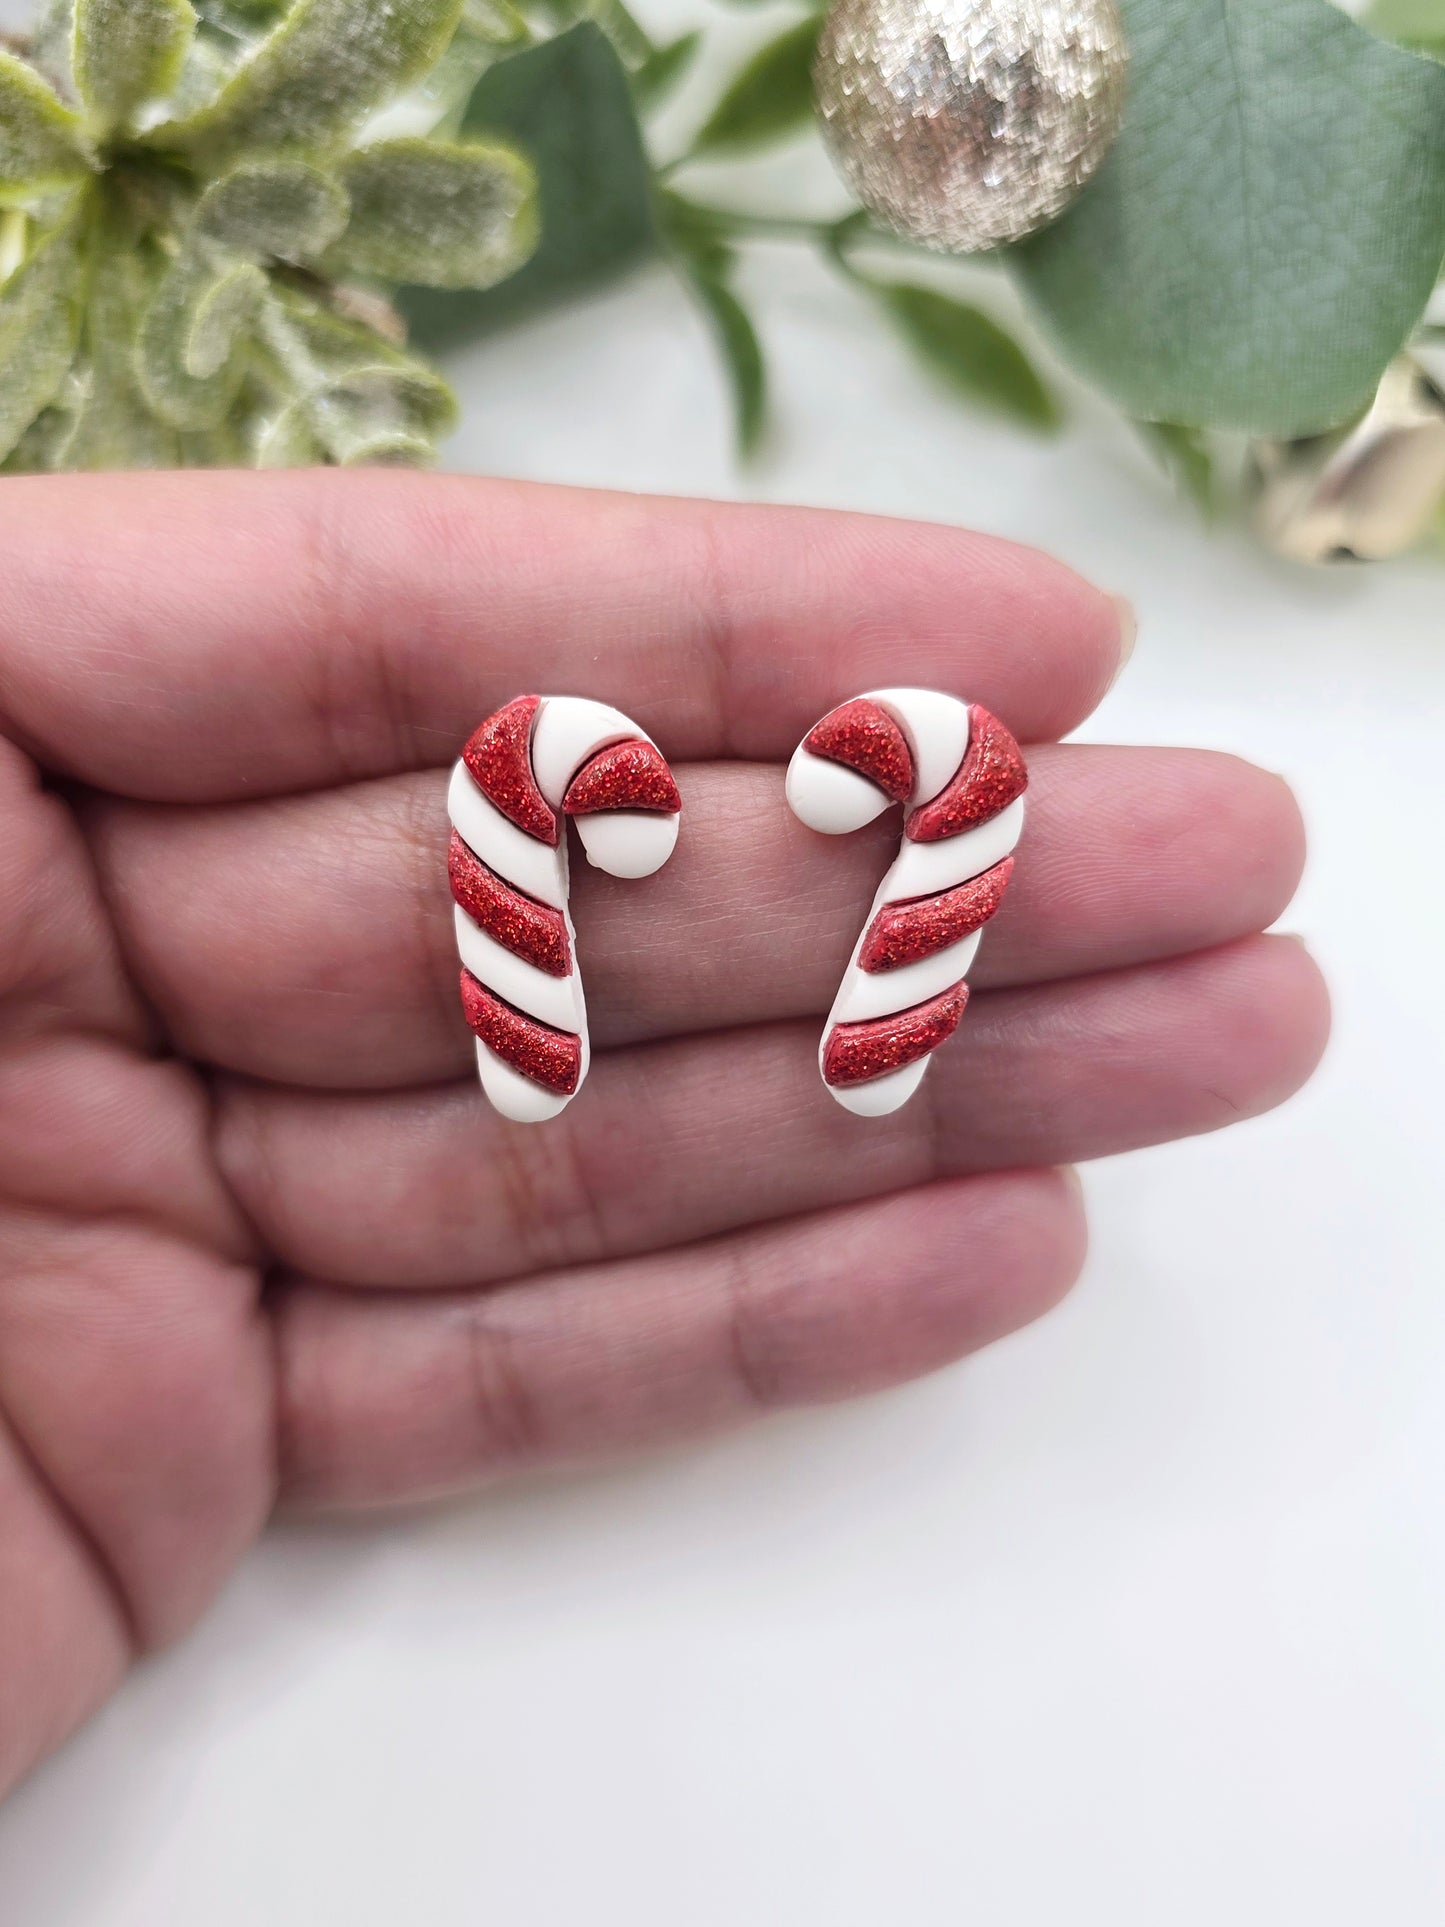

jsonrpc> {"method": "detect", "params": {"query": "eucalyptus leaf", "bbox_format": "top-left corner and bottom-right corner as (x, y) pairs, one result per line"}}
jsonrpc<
(879, 283), (1060, 431)
(685, 262), (766, 455)
(0, 51), (92, 191)
(1011, 0), (1445, 436)
(692, 15), (822, 155)
(402, 23), (656, 347)
(73, 0), (196, 134)
(1367, 0), (1445, 50)
(151, 0), (463, 157)
(196, 156), (349, 260)
(335, 137), (536, 289)
(0, 215), (83, 461)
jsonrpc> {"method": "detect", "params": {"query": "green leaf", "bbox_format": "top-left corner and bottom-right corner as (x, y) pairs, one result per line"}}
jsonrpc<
(632, 31), (701, 109)
(254, 400), (325, 467)
(685, 262), (766, 455)
(0, 215), (83, 461)
(73, 0), (196, 133)
(150, 0), (463, 157)
(67, 225), (185, 468)
(660, 190), (737, 277)
(164, 27), (242, 119)
(1011, 0), (1445, 437)
(461, 0), (527, 46)
(26, 0), (81, 102)
(137, 252), (254, 427)
(196, 156), (349, 260)
(1368, 0), (1445, 51)
(257, 288), (458, 463)
(692, 15), (821, 155)
(587, 0), (654, 68)
(878, 283), (1060, 431)
(195, 0), (286, 19)
(186, 259), (266, 376)
(0, 51), (91, 192)
(401, 23), (656, 348)
(1, 378), (86, 474)
(1136, 419), (1216, 516)
(334, 137), (536, 289)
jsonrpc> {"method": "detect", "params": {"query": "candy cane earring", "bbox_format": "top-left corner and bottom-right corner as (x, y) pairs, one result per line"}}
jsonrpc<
(786, 690), (1027, 1117)
(448, 696), (681, 1123)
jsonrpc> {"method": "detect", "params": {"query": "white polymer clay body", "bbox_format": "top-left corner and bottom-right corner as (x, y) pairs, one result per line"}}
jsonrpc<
(448, 695), (681, 1123)
(787, 687), (1028, 1117)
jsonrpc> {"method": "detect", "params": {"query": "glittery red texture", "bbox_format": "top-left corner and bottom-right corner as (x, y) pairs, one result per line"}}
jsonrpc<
(805, 700), (915, 802)
(906, 706), (1027, 844)
(449, 833), (572, 977)
(823, 983), (969, 1087)
(459, 971), (582, 1094)
(462, 695), (559, 847)
(563, 739), (682, 816)
(858, 858), (1015, 973)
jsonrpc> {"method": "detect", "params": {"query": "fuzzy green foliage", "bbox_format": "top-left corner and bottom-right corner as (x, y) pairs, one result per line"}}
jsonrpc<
(0, 0), (536, 471)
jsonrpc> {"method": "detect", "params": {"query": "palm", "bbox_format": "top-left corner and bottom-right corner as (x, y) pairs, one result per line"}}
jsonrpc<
(0, 471), (1327, 1798)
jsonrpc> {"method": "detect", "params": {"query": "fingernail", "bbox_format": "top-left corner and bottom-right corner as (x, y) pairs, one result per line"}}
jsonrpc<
(1109, 595), (1137, 683)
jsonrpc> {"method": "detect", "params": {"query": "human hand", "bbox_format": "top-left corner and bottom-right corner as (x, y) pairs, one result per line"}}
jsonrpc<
(0, 472), (1327, 1796)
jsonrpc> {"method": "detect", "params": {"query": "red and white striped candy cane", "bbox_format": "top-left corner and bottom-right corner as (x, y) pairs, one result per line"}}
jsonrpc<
(448, 695), (681, 1123)
(786, 688), (1027, 1117)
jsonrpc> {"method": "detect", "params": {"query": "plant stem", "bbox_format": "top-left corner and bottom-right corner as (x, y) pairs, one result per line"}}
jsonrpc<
(665, 195), (933, 265)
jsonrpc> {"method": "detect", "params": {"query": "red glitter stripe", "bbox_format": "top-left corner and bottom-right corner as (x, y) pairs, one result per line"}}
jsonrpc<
(905, 706), (1027, 844)
(804, 699), (914, 802)
(822, 983), (968, 1087)
(459, 972), (582, 1094)
(858, 858), (1014, 973)
(449, 832), (571, 977)
(563, 739), (681, 816)
(461, 695), (559, 847)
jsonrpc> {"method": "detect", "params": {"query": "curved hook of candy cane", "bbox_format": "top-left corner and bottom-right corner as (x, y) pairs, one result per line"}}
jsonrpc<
(786, 689), (1027, 1117)
(447, 696), (682, 1123)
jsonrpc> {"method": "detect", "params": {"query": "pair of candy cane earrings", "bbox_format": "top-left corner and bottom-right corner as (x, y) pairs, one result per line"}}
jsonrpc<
(447, 690), (1027, 1124)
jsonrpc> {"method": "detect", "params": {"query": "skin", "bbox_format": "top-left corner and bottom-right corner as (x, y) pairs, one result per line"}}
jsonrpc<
(0, 470), (1329, 1799)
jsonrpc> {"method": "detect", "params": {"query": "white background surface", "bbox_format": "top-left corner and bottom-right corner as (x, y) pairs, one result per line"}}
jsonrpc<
(2, 3), (1444, 1919)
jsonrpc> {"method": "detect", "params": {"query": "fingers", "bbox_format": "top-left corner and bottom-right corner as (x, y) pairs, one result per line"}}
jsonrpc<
(274, 1168), (1086, 1507)
(0, 472), (1126, 800)
(0, 1203), (273, 1651)
(87, 745), (1306, 1088)
(0, 1430), (132, 1800)
(217, 936), (1331, 1292)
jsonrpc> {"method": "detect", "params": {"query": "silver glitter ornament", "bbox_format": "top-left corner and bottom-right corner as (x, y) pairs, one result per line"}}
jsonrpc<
(814, 0), (1128, 254)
